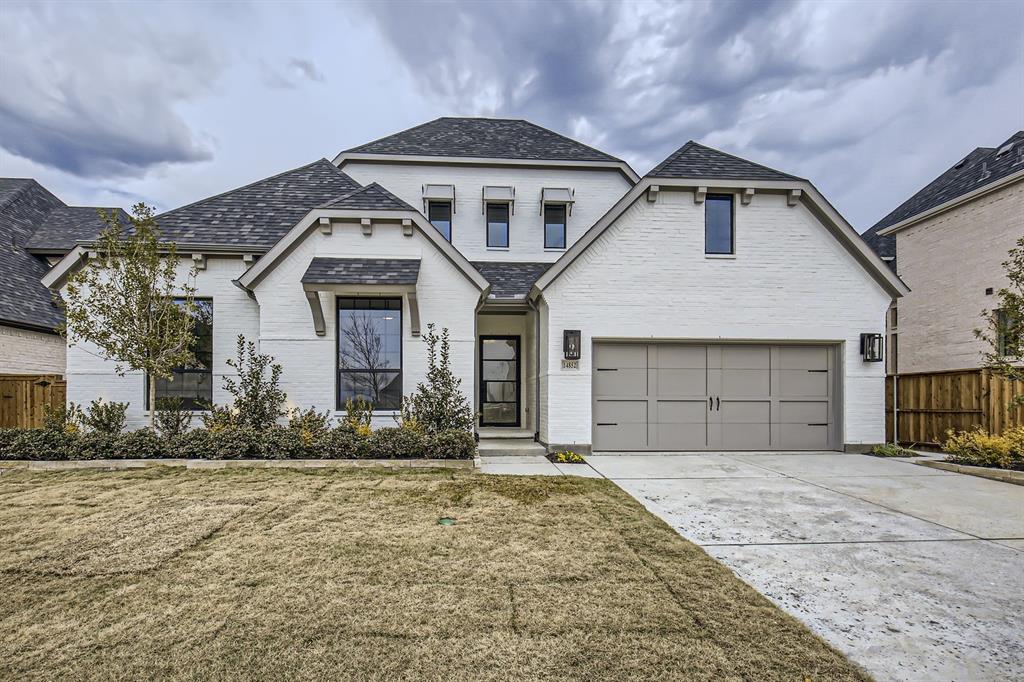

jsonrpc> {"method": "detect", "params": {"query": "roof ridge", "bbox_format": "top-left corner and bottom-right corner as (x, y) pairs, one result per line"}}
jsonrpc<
(0, 178), (64, 214)
(155, 158), (340, 220)
(343, 118), (446, 155)
(517, 119), (624, 164)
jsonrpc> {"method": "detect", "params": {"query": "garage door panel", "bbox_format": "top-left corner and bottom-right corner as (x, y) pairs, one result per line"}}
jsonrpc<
(593, 400), (647, 451)
(720, 400), (770, 423)
(777, 423), (829, 450)
(654, 422), (707, 450)
(779, 400), (828, 424)
(719, 345), (771, 369)
(594, 368), (646, 397)
(651, 345), (707, 368)
(775, 369), (829, 397)
(717, 369), (771, 397)
(778, 346), (828, 370)
(595, 344), (646, 368)
(722, 423), (771, 450)
(652, 368), (706, 396)
(594, 399), (647, 423)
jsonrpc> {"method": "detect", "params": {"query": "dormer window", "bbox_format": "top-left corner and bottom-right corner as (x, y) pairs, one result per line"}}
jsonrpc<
(541, 187), (573, 250)
(705, 194), (734, 255)
(486, 203), (510, 248)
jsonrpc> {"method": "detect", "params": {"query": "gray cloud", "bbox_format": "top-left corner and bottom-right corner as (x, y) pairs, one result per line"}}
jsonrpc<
(261, 57), (327, 89)
(0, 2), (225, 178)
(358, 0), (1024, 226)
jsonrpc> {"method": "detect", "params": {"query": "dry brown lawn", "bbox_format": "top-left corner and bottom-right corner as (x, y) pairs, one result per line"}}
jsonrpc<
(0, 467), (869, 681)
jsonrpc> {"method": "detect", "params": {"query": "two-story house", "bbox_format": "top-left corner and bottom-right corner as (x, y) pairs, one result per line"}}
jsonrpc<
(864, 131), (1024, 374)
(37, 117), (905, 453)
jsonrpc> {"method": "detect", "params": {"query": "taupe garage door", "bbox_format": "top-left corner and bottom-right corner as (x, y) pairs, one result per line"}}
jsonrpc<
(592, 343), (839, 451)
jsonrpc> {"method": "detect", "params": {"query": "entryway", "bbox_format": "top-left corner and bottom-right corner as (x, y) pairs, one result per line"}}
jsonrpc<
(592, 342), (840, 451)
(479, 336), (520, 427)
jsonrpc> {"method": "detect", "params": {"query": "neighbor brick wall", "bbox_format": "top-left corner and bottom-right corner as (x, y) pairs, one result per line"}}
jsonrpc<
(541, 188), (893, 448)
(0, 324), (65, 375)
(894, 180), (1023, 373)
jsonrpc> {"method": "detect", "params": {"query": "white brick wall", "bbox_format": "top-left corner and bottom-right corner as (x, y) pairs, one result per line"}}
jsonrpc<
(65, 256), (259, 427)
(0, 324), (65, 375)
(253, 219), (480, 425)
(541, 188), (892, 448)
(342, 162), (633, 262)
(894, 181), (1023, 373)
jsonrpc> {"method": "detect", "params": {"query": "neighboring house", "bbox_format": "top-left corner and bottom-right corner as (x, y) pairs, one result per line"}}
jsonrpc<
(866, 131), (1024, 374)
(38, 117), (904, 452)
(0, 178), (118, 375)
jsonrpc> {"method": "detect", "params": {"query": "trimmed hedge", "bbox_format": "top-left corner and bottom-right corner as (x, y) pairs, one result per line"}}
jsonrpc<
(0, 425), (476, 462)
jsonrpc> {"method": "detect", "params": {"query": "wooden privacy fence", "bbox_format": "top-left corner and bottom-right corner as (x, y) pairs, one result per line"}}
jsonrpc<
(0, 375), (66, 429)
(886, 368), (1024, 446)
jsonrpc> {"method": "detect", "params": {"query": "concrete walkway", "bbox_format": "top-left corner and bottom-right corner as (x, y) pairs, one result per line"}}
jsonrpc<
(586, 452), (1024, 682)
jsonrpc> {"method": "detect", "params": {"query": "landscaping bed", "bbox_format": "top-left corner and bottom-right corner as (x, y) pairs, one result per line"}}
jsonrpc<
(0, 467), (868, 680)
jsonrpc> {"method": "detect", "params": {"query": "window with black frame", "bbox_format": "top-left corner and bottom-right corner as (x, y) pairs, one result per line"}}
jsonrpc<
(705, 194), (734, 254)
(544, 203), (566, 249)
(486, 203), (509, 248)
(337, 297), (402, 410)
(428, 200), (452, 241)
(151, 299), (213, 410)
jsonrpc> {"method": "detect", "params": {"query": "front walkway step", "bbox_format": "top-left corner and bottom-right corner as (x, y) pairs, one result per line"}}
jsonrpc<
(477, 427), (534, 439)
(478, 438), (547, 458)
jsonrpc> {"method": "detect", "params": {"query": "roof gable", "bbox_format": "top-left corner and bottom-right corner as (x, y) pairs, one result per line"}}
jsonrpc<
(648, 141), (800, 181)
(871, 131), (1024, 231)
(342, 117), (623, 164)
(318, 182), (415, 211)
(153, 159), (361, 248)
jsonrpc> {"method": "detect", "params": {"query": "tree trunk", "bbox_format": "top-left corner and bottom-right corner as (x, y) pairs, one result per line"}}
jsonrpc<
(149, 375), (157, 430)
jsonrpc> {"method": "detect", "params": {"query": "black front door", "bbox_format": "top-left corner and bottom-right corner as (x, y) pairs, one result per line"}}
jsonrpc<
(480, 336), (520, 426)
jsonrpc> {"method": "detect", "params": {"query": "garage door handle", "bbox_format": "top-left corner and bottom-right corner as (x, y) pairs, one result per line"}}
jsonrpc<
(807, 423), (827, 426)
(596, 368), (617, 371)
(709, 397), (713, 409)
(596, 422), (617, 426)
(716, 397), (720, 411)
(807, 369), (828, 373)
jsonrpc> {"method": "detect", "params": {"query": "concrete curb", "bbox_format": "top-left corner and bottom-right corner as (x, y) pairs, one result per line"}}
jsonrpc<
(0, 458), (477, 473)
(915, 459), (1024, 486)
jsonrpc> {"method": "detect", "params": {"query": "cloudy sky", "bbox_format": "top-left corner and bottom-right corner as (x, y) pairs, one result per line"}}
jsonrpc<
(1, 0), (1021, 230)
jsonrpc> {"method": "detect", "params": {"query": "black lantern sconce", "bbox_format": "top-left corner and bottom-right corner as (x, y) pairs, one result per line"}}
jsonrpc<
(860, 333), (883, 362)
(563, 329), (581, 360)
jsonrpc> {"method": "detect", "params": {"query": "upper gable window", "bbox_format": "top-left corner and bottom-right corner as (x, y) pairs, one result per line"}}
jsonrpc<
(486, 203), (510, 248)
(705, 194), (734, 255)
(428, 201), (452, 241)
(544, 204), (566, 249)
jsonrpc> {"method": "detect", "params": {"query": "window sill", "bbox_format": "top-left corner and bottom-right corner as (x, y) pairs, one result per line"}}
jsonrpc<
(544, 247), (566, 252)
(486, 247), (511, 251)
(705, 253), (737, 259)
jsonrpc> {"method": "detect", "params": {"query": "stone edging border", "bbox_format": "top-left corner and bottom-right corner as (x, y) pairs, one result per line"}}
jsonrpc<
(0, 458), (476, 472)
(915, 459), (1024, 486)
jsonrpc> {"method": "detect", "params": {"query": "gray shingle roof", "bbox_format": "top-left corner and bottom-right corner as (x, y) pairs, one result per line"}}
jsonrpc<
(858, 224), (896, 273)
(344, 117), (623, 164)
(871, 131), (1024, 232)
(319, 182), (415, 211)
(301, 257), (421, 285)
(472, 261), (551, 299)
(153, 159), (361, 248)
(648, 141), (800, 181)
(0, 179), (66, 330)
(25, 206), (124, 252)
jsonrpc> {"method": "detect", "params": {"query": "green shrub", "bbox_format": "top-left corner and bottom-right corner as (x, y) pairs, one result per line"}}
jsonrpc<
(114, 429), (167, 459)
(398, 324), (474, 434)
(943, 427), (1024, 470)
(322, 426), (369, 459)
(431, 429), (477, 460)
(172, 429), (216, 459)
(83, 398), (128, 435)
(870, 443), (919, 458)
(201, 404), (237, 431)
(288, 406), (332, 449)
(77, 432), (118, 460)
(0, 428), (20, 456)
(222, 335), (287, 429)
(42, 403), (84, 435)
(154, 397), (193, 438)
(209, 427), (262, 460)
(368, 427), (426, 459)
(342, 398), (373, 436)
(259, 427), (309, 460)
(5, 429), (74, 460)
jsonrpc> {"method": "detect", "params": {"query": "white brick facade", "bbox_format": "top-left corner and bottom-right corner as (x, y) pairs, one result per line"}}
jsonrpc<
(892, 180), (1023, 373)
(342, 162), (632, 262)
(0, 324), (65, 375)
(540, 188), (892, 448)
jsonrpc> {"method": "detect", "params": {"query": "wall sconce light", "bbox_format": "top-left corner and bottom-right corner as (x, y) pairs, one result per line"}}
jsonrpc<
(563, 329), (581, 360)
(860, 333), (883, 362)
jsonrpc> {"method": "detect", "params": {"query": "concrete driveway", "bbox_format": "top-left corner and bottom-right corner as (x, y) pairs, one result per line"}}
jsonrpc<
(587, 452), (1024, 682)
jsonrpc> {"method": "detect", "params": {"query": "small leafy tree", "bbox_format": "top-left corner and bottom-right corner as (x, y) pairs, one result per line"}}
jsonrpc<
(221, 334), (287, 429)
(976, 236), (1024, 406)
(154, 397), (193, 438)
(399, 324), (474, 433)
(83, 399), (128, 435)
(61, 204), (199, 428)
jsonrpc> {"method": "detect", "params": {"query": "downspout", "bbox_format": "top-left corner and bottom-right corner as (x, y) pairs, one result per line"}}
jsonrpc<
(527, 296), (541, 443)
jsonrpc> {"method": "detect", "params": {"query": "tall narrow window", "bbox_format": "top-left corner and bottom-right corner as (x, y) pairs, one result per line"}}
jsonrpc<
(544, 204), (567, 249)
(705, 194), (734, 255)
(486, 203), (509, 248)
(337, 297), (402, 410)
(428, 200), (452, 241)
(151, 299), (213, 410)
